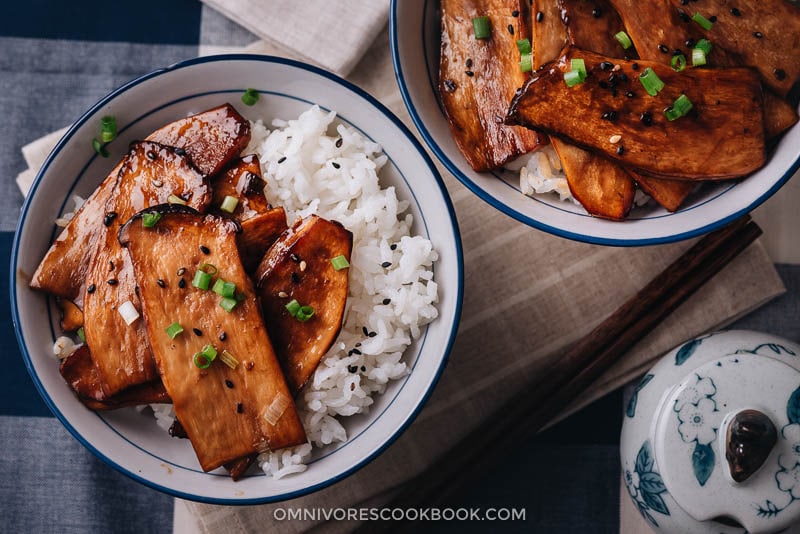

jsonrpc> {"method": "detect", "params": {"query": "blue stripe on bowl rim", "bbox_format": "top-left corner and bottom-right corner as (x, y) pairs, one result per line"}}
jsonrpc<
(11, 54), (464, 505)
(389, 0), (800, 246)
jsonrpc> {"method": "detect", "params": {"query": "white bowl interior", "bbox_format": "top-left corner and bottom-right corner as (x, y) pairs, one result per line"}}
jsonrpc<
(11, 55), (463, 504)
(391, 0), (800, 245)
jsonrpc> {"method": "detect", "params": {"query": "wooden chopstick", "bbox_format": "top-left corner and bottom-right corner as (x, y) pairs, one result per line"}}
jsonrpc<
(359, 215), (761, 532)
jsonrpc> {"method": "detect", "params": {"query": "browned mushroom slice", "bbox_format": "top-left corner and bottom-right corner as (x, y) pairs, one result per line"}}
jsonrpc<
(439, 0), (542, 171)
(631, 171), (695, 213)
(57, 299), (84, 331)
(119, 205), (306, 472)
(255, 215), (352, 395)
(531, 0), (568, 69)
(239, 208), (289, 274)
(83, 141), (212, 396)
(30, 104), (251, 304)
(508, 47), (766, 180)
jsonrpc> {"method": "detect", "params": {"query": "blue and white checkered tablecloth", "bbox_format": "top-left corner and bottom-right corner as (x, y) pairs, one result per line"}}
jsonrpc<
(2, 3), (798, 533)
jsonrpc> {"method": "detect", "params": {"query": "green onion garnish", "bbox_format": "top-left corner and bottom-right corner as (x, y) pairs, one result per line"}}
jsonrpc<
(100, 116), (117, 143)
(670, 54), (687, 72)
(615, 31), (633, 50)
(220, 296), (239, 312)
(692, 12), (714, 31)
(295, 305), (315, 322)
(198, 263), (218, 276)
(639, 67), (665, 96)
(664, 94), (694, 121)
(193, 344), (217, 369)
(192, 270), (212, 290)
(564, 58), (588, 87)
(167, 194), (187, 205)
(472, 16), (491, 39)
(241, 88), (259, 106)
(331, 255), (350, 271)
(285, 299), (301, 316)
(695, 39), (713, 55)
(516, 38), (532, 55)
(564, 70), (584, 87)
(142, 212), (162, 228)
(201, 344), (217, 359)
(165, 322), (184, 339)
(571, 58), (587, 79)
(220, 349), (239, 369)
(212, 278), (236, 298)
(692, 48), (707, 66)
(92, 138), (109, 158)
(77, 327), (86, 342)
(519, 53), (533, 73)
(220, 195), (239, 213)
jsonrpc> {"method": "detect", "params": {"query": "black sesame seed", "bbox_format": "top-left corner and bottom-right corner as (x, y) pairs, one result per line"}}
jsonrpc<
(291, 272), (300, 283)
(237, 402), (243, 413)
(672, 49), (683, 56)
(465, 70), (474, 77)
(225, 379), (234, 389)
(443, 79), (457, 92)
(362, 326), (369, 336)
(381, 261), (392, 268)
(678, 10), (690, 22)
(617, 72), (628, 82)
(103, 212), (117, 227)
(348, 365), (358, 373)
(200, 245), (210, 255)
(177, 267), (186, 276)
(219, 332), (227, 341)
(87, 283), (96, 294)
(536, 11), (543, 22)
(730, 7), (741, 16)
(146, 150), (157, 161)
(680, 0), (688, 5)
(335, 138), (343, 148)
(106, 279), (118, 286)
(332, 161), (340, 169)
(599, 61), (614, 71)
(625, 91), (636, 98)
(592, 7), (602, 17)
(360, 366), (366, 372)
(368, 332), (377, 338)
(390, 244), (397, 250)
(658, 44), (669, 54)
(193, 328), (203, 336)
(382, 298), (391, 305)
(466, 58), (473, 69)
(512, 10), (519, 17)
(601, 111), (618, 121)
(611, 88), (618, 97)
(178, 278), (186, 288)
(174, 147), (186, 156)
(507, 24), (514, 35)
(290, 253), (300, 263)
(352, 348), (362, 355)
(685, 38), (696, 48)
(631, 63), (639, 71)
(108, 260), (115, 271)
(157, 278), (166, 288)
(640, 111), (653, 126)
(775, 68), (787, 81)
(709, 15), (717, 23)
(616, 145), (625, 156)
(754, 31), (763, 39)
(599, 81), (609, 89)
(278, 156), (287, 163)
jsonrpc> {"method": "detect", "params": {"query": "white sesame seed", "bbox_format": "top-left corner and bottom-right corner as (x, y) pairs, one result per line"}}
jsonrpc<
(278, 291), (288, 298)
(609, 134), (622, 144)
(299, 260), (307, 272)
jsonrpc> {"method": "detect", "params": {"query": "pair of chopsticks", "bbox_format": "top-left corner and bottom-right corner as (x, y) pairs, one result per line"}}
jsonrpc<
(357, 215), (762, 533)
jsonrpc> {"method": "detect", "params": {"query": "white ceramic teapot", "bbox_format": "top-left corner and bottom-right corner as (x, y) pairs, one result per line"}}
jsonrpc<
(620, 330), (800, 533)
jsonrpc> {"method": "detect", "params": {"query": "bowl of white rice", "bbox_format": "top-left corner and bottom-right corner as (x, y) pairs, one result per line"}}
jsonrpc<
(391, 0), (800, 245)
(11, 55), (463, 503)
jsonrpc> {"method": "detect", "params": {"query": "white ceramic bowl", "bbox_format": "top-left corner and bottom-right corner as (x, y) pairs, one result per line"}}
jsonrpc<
(11, 55), (463, 504)
(390, 0), (800, 245)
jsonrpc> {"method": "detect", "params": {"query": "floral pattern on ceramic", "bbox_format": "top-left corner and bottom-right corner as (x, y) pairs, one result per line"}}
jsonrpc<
(756, 386), (800, 518)
(626, 374), (654, 418)
(673, 375), (718, 486)
(625, 440), (670, 528)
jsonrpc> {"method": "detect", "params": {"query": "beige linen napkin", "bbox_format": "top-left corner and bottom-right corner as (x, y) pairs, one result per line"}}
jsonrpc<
(199, 0), (388, 76)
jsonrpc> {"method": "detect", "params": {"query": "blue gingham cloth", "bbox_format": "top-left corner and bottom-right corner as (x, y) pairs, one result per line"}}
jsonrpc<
(2, 3), (799, 533)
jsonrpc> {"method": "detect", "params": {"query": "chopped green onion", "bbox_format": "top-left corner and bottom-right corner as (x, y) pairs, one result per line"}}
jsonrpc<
(295, 305), (315, 322)
(692, 12), (714, 31)
(200, 344), (217, 360)
(220, 349), (239, 370)
(472, 16), (491, 39)
(692, 48), (708, 66)
(639, 67), (665, 96)
(92, 138), (109, 158)
(165, 322), (184, 339)
(571, 58), (587, 79)
(695, 38), (713, 55)
(193, 346), (217, 369)
(100, 116), (117, 143)
(285, 299), (301, 316)
(212, 278), (236, 298)
(615, 31), (633, 50)
(516, 38), (532, 55)
(664, 94), (694, 121)
(331, 255), (350, 271)
(192, 270), (212, 290)
(671, 54), (687, 72)
(519, 53), (532, 73)
(142, 212), (162, 228)
(241, 88), (259, 106)
(77, 327), (86, 342)
(219, 296), (239, 312)
(564, 70), (584, 87)
(167, 194), (187, 205)
(220, 195), (239, 213)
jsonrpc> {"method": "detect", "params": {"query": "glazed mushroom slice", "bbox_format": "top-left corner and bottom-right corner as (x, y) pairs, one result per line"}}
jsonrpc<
(119, 205), (306, 472)
(439, 0), (543, 171)
(255, 215), (352, 395)
(57, 299), (84, 332)
(210, 155), (288, 272)
(83, 141), (212, 396)
(29, 104), (252, 304)
(507, 47), (766, 180)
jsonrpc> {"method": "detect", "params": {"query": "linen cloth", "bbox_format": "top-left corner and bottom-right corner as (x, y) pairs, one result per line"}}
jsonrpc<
(6, 2), (796, 533)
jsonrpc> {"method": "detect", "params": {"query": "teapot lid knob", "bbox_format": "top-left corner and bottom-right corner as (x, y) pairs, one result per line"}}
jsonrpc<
(725, 409), (777, 483)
